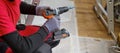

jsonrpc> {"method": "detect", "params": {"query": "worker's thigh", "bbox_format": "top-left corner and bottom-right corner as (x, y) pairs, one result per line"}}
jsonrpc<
(0, 42), (8, 53)
(34, 43), (52, 53)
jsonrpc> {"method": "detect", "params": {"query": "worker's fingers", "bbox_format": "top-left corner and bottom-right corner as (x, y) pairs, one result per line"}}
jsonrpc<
(54, 15), (60, 20)
(43, 15), (61, 32)
(36, 6), (54, 19)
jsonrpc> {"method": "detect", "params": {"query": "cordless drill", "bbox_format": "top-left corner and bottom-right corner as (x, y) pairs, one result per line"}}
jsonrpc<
(43, 6), (74, 41)
(42, 6), (74, 19)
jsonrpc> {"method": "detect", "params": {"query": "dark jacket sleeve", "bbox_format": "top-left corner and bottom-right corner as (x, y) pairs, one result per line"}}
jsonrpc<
(2, 27), (48, 53)
(20, 1), (36, 15)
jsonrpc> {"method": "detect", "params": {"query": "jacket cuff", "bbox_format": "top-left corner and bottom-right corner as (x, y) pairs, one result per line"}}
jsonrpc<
(42, 26), (49, 33)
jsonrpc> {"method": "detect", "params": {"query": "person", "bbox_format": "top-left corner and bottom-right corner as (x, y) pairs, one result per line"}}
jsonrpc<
(0, 0), (60, 53)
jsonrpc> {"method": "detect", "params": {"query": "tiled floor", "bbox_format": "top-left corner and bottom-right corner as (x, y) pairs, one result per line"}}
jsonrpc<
(79, 37), (116, 53)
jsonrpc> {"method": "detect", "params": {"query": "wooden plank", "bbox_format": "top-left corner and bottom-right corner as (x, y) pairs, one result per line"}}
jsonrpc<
(74, 0), (113, 39)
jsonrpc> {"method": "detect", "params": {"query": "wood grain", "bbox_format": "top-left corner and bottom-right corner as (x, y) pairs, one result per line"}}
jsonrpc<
(74, 0), (114, 39)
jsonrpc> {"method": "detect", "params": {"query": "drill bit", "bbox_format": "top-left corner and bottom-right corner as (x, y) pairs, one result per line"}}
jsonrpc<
(67, 6), (75, 9)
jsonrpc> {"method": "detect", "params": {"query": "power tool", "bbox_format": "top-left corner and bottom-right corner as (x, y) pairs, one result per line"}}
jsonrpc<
(44, 6), (73, 41)
(43, 6), (73, 40)
(43, 6), (74, 19)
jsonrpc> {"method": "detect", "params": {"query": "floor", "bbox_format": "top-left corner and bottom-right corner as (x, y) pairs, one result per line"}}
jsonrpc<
(75, 0), (112, 40)
(79, 37), (116, 53)
(75, 0), (120, 53)
(20, 0), (120, 53)
(21, 0), (80, 53)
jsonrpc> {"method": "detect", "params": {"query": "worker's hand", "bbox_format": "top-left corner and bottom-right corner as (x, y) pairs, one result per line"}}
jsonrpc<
(36, 6), (54, 19)
(43, 15), (60, 33)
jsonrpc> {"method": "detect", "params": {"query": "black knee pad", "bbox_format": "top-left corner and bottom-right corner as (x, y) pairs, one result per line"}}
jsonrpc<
(0, 42), (8, 53)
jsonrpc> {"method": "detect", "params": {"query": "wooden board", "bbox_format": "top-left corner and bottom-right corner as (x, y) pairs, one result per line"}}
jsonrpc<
(74, 0), (113, 39)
